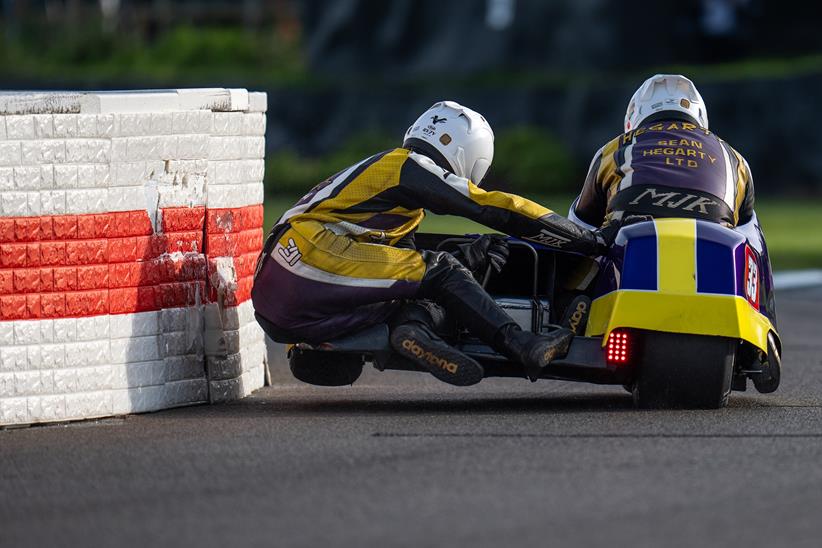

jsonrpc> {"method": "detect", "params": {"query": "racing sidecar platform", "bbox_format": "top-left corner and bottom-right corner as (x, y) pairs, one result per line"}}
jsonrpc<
(291, 322), (631, 386)
(280, 219), (782, 409)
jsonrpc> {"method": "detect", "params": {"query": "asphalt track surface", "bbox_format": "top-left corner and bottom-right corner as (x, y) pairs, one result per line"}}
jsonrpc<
(2, 288), (822, 548)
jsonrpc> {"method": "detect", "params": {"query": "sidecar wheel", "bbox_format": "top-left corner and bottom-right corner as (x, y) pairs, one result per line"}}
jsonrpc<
(632, 332), (736, 409)
(289, 348), (364, 386)
(751, 332), (781, 394)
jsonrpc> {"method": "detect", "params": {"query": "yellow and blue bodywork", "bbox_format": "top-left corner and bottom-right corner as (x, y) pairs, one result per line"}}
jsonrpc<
(586, 216), (779, 354)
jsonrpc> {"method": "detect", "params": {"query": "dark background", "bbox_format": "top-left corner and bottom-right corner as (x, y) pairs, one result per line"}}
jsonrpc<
(2, 0), (821, 194)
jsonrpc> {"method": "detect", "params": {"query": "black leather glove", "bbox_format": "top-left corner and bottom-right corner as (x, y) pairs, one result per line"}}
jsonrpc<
(454, 234), (510, 276)
(593, 215), (654, 254)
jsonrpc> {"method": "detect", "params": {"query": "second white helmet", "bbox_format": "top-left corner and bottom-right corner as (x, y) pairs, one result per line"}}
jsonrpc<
(624, 74), (708, 132)
(403, 101), (494, 184)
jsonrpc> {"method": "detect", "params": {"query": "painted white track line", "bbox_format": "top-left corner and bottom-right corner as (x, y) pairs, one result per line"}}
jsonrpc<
(773, 270), (822, 290)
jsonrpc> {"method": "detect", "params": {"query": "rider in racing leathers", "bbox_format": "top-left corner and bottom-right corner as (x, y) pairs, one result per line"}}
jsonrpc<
(570, 74), (755, 231)
(253, 101), (617, 387)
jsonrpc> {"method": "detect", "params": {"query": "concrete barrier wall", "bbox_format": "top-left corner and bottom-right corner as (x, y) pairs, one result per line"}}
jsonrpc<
(0, 89), (267, 426)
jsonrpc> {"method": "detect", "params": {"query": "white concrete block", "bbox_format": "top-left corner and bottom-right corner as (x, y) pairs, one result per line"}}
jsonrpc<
(111, 388), (132, 415)
(0, 372), (14, 398)
(207, 182), (263, 209)
(39, 320), (54, 343)
(53, 318), (77, 342)
(110, 138), (127, 162)
(76, 316), (103, 341)
(1, 191), (28, 215)
(39, 369), (54, 395)
(66, 390), (111, 419)
(40, 165), (54, 188)
(106, 186), (144, 212)
(112, 161), (145, 186)
(54, 164), (78, 188)
(212, 112), (245, 135)
(193, 110), (213, 133)
(5, 115), (35, 139)
(110, 335), (160, 364)
(26, 191), (40, 216)
(0, 141), (21, 166)
(65, 340), (109, 368)
(41, 140), (67, 164)
(78, 164), (95, 188)
(77, 365), (113, 392)
(0, 168), (12, 190)
(77, 114), (98, 138)
(246, 136), (266, 159)
(15, 370), (42, 396)
(27, 345), (42, 370)
(124, 384), (166, 413)
(0, 322), (14, 346)
(53, 369), (79, 394)
(96, 114), (116, 138)
(156, 174), (205, 208)
(165, 378), (208, 406)
(131, 360), (166, 387)
(40, 190), (66, 215)
(66, 188), (107, 214)
(110, 311), (159, 338)
(66, 139), (110, 164)
(159, 307), (188, 332)
(150, 112), (173, 135)
(40, 344), (66, 370)
(94, 164), (110, 187)
(118, 113), (152, 137)
(0, 117), (4, 139)
(161, 332), (189, 358)
(13, 320), (40, 345)
(33, 114), (54, 138)
(248, 92), (268, 113)
(53, 114), (79, 138)
(177, 134), (209, 159)
(166, 158), (208, 175)
(40, 394), (66, 421)
(0, 396), (28, 424)
(243, 112), (267, 135)
(165, 355), (205, 382)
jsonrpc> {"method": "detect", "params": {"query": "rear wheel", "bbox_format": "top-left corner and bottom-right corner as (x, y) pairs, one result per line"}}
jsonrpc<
(289, 348), (364, 386)
(632, 332), (736, 409)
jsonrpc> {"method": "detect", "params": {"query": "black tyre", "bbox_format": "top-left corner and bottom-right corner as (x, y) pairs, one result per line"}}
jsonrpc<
(289, 348), (364, 386)
(752, 332), (781, 394)
(632, 332), (736, 409)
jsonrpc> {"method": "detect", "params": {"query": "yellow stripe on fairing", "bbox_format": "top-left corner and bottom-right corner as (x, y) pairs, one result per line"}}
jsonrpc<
(655, 218), (697, 294)
(585, 290), (776, 354)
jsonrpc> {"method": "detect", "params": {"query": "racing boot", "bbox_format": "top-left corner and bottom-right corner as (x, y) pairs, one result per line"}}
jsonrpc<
(417, 251), (574, 381)
(494, 324), (575, 382)
(560, 294), (591, 336)
(390, 301), (484, 387)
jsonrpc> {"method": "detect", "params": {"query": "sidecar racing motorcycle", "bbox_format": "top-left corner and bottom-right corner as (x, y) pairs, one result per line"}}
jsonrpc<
(284, 215), (781, 409)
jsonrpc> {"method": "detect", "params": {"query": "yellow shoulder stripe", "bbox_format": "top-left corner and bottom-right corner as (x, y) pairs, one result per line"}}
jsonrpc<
(467, 182), (553, 219)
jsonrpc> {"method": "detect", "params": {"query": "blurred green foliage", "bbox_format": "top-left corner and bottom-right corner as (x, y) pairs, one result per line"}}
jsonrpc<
(488, 126), (575, 194)
(0, 23), (306, 85)
(266, 126), (576, 197)
(266, 131), (395, 196)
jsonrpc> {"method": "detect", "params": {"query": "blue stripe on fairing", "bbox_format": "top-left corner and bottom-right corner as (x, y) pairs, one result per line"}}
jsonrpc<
(696, 224), (736, 295)
(621, 235), (657, 290)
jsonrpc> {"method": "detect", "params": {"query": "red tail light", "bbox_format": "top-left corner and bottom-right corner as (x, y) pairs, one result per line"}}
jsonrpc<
(606, 330), (631, 365)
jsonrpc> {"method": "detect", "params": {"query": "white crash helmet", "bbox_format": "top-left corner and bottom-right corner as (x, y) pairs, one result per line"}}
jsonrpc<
(403, 100), (494, 184)
(624, 74), (709, 132)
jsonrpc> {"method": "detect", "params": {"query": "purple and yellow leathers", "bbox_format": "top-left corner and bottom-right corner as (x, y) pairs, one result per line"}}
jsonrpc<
(587, 215), (778, 354)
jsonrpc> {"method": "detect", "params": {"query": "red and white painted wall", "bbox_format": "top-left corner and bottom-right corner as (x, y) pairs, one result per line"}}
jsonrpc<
(0, 89), (267, 426)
